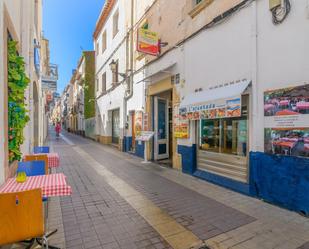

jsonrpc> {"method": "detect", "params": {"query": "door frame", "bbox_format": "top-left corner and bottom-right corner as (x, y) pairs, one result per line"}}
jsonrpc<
(154, 96), (169, 160)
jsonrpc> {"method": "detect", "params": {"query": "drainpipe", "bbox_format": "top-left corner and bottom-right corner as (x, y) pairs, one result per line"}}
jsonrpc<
(122, 0), (134, 151)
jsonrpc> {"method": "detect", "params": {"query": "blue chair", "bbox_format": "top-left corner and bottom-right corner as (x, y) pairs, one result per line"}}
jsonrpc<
(33, 146), (50, 154)
(17, 161), (46, 176)
(17, 161), (47, 202)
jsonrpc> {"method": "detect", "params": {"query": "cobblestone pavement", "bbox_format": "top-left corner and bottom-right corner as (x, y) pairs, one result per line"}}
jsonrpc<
(48, 131), (309, 249)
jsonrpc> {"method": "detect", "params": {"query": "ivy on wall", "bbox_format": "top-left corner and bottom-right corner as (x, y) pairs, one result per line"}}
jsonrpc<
(8, 40), (30, 163)
(84, 52), (95, 119)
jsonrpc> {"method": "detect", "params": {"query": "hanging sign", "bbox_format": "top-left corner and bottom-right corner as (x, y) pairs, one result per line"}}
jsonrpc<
(137, 28), (159, 56)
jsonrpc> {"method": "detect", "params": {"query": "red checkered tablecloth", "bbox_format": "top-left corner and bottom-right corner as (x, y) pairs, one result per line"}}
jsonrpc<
(23, 153), (60, 168)
(0, 173), (72, 197)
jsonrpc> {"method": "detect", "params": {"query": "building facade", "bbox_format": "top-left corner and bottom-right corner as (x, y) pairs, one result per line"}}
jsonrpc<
(94, 0), (156, 153)
(131, 0), (308, 214)
(93, 0), (309, 214)
(0, 0), (45, 184)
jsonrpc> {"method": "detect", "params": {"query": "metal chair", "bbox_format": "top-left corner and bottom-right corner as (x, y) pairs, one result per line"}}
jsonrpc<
(17, 161), (46, 177)
(24, 154), (49, 175)
(34, 146), (50, 154)
(0, 189), (48, 248)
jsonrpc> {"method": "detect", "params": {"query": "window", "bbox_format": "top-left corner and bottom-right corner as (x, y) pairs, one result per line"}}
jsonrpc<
(199, 95), (249, 157)
(96, 42), (99, 55)
(113, 10), (119, 38)
(102, 72), (106, 93)
(102, 31), (107, 53)
(189, 0), (214, 18)
(112, 60), (119, 84)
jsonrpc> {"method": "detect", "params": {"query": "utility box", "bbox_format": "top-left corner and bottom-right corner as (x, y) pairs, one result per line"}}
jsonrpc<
(269, 0), (281, 10)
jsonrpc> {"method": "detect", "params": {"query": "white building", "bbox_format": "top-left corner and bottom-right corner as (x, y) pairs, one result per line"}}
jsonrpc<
(0, 0), (45, 184)
(94, 0), (155, 151)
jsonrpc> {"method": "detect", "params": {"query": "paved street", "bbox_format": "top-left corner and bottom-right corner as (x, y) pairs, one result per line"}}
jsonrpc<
(47, 130), (309, 249)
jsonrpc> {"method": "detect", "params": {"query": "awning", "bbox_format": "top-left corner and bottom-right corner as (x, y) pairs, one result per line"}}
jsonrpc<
(179, 80), (251, 117)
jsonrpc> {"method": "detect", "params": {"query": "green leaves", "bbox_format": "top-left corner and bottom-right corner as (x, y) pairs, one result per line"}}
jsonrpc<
(8, 40), (30, 163)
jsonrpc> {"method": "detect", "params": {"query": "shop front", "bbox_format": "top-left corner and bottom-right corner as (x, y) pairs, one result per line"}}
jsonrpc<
(178, 80), (251, 184)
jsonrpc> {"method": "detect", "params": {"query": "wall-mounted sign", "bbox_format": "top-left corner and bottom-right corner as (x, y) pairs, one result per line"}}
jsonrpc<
(264, 84), (309, 157)
(134, 111), (143, 136)
(179, 97), (241, 120)
(137, 28), (159, 56)
(174, 105), (189, 138)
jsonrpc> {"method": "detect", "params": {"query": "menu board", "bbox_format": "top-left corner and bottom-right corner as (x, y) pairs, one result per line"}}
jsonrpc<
(264, 84), (309, 157)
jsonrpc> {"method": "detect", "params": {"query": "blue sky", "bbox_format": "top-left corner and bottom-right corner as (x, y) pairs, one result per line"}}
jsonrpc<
(43, 0), (105, 93)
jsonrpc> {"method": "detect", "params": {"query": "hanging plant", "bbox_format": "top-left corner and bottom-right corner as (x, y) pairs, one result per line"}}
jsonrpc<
(8, 40), (30, 163)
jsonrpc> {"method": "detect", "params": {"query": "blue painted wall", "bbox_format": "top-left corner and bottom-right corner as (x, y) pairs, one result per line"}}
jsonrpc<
(123, 136), (132, 152)
(177, 144), (197, 174)
(250, 152), (309, 215)
(178, 145), (309, 215)
(135, 141), (145, 158)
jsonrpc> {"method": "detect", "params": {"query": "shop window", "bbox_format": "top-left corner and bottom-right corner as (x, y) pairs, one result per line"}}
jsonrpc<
(199, 95), (249, 157)
(113, 10), (119, 38)
(189, 0), (214, 18)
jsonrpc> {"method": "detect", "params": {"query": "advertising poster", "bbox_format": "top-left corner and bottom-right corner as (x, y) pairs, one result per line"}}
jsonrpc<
(174, 105), (189, 139)
(137, 28), (159, 56)
(134, 111), (143, 137)
(264, 84), (309, 157)
(179, 97), (241, 120)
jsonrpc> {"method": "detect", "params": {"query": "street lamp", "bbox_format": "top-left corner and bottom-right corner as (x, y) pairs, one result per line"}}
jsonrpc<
(109, 59), (127, 79)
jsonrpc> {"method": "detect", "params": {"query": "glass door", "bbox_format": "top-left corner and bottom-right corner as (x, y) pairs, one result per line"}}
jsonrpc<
(154, 97), (169, 160)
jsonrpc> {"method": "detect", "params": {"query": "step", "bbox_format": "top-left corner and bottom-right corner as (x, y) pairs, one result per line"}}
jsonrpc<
(199, 167), (248, 183)
(197, 163), (248, 182)
(197, 157), (247, 173)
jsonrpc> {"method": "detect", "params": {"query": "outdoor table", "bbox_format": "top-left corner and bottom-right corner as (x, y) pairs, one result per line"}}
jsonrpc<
(296, 102), (309, 110)
(0, 173), (71, 197)
(23, 153), (60, 169)
(279, 100), (289, 106)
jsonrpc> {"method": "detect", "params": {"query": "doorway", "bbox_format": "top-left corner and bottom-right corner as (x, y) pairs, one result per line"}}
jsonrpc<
(153, 90), (173, 164)
(112, 109), (120, 144)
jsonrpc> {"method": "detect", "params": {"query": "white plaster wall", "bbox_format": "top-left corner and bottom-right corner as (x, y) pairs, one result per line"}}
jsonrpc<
(97, 85), (125, 136)
(253, 0), (309, 152)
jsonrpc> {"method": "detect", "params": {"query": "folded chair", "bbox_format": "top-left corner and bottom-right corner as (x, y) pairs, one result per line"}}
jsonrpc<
(0, 189), (48, 248)
(34, 146), (50, 154)
(24, 155), (49, 175)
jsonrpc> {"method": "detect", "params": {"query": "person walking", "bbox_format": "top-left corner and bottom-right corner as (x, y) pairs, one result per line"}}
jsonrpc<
(55, 122), (61, 138)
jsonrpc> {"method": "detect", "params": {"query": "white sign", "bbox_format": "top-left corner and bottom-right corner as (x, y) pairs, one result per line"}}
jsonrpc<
(135, 131), (155, 142)
(265, 115), (309, 129)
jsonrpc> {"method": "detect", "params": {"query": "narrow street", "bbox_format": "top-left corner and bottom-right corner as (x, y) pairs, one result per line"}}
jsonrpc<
(47, 129), (309, 249)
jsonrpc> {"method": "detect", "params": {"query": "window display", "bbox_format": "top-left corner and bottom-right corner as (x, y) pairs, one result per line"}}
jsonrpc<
(199, 95), (248, 157)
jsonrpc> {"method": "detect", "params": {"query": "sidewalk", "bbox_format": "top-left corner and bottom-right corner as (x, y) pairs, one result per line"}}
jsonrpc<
(49, 131), (309, 249)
